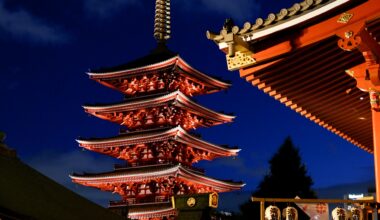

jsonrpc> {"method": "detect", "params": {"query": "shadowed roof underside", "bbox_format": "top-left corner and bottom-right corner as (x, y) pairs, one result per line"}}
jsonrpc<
(241, 36), (372, 151)
(207, 0), (379, 153)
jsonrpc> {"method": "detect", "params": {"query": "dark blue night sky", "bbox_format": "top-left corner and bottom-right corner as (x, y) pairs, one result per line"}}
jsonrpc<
(0, 0), (374, 208)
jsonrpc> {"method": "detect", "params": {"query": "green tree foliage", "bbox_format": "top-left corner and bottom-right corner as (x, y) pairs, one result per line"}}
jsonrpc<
(240, 137), (316, 219)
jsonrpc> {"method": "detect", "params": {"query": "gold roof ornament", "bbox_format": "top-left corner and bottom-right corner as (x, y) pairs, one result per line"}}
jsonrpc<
(207, 18), (255, 71)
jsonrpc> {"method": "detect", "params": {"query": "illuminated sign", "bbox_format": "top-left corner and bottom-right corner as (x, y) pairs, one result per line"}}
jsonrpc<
(348, 194), (364, 200)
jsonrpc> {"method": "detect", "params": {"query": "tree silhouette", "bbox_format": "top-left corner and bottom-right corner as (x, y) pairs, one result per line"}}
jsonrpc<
(240, 137), (316, 219)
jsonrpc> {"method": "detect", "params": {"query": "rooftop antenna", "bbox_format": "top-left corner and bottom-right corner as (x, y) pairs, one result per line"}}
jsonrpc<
(154, 0), (171, 48)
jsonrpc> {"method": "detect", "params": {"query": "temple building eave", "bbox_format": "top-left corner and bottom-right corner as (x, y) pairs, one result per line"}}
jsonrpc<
(175, 56), (231, 89)
(76, 126), (240, 157)
(206, 0), (379, 152)
(207, 0), (352, 46)
(87, 56), (230, 90)
(87, 56), (178, 77)
(206, 0), (380, 203)
(70, 163), (245, 192)
(70, 164), (179, 182)
(82, 90), (235, 122)
(206, 0), (357, 72)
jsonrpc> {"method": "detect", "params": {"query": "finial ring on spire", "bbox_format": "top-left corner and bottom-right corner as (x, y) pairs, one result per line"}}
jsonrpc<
(154, 0), (171, 43)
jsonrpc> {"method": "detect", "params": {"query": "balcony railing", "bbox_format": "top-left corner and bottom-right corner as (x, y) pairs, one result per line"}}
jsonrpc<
(109, 196), (170, 207)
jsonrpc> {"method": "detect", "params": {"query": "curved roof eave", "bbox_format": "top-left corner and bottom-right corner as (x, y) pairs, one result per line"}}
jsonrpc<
(76, 126), (240, 156)
(82, 90), (235, 121)
(70, 164), (245, 191)
(208, 0), (351, 47)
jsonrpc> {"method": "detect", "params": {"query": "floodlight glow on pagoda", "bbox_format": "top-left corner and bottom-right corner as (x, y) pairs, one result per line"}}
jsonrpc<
(76, 126), (240, 165)
(87, 55), (230, 97)
(83, 90), (235, 130)
(71, 0), (244, 218)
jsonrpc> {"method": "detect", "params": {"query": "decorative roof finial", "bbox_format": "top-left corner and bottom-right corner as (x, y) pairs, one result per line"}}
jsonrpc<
(154, 0), (171, 44)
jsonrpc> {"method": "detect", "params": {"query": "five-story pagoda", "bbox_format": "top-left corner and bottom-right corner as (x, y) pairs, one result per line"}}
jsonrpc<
(70, 0), (244, 219)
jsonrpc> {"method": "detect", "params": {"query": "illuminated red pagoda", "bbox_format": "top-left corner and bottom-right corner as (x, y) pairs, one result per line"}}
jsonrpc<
(70, 0), (244, 219)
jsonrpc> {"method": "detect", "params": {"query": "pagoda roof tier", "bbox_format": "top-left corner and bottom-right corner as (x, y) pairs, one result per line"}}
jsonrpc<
(83, 91), (235, 130)
(70, 163), (245, 192)
(77, 126), (240, 162)
(110, 202), (176, 220)
(87, 49), (230, 96)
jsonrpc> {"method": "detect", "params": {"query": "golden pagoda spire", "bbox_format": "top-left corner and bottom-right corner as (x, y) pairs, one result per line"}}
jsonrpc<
(154, 0), (171, 44)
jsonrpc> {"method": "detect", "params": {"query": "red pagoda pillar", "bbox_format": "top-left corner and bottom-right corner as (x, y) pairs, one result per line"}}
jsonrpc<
(338, 22), (380, 201)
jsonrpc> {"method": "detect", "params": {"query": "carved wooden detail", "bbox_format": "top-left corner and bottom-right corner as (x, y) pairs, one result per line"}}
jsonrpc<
(337, 12), (353, 24)
(370, 89), (380, 111)
(337, 32), (361, 51)
(98, 105), (210, 131)
(93, 177), (215, 204)
(102, 72), (206, 97)
(85, 141), (216, 166)
(226, 51), (256, 71)
(339, 26), (380, 111)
